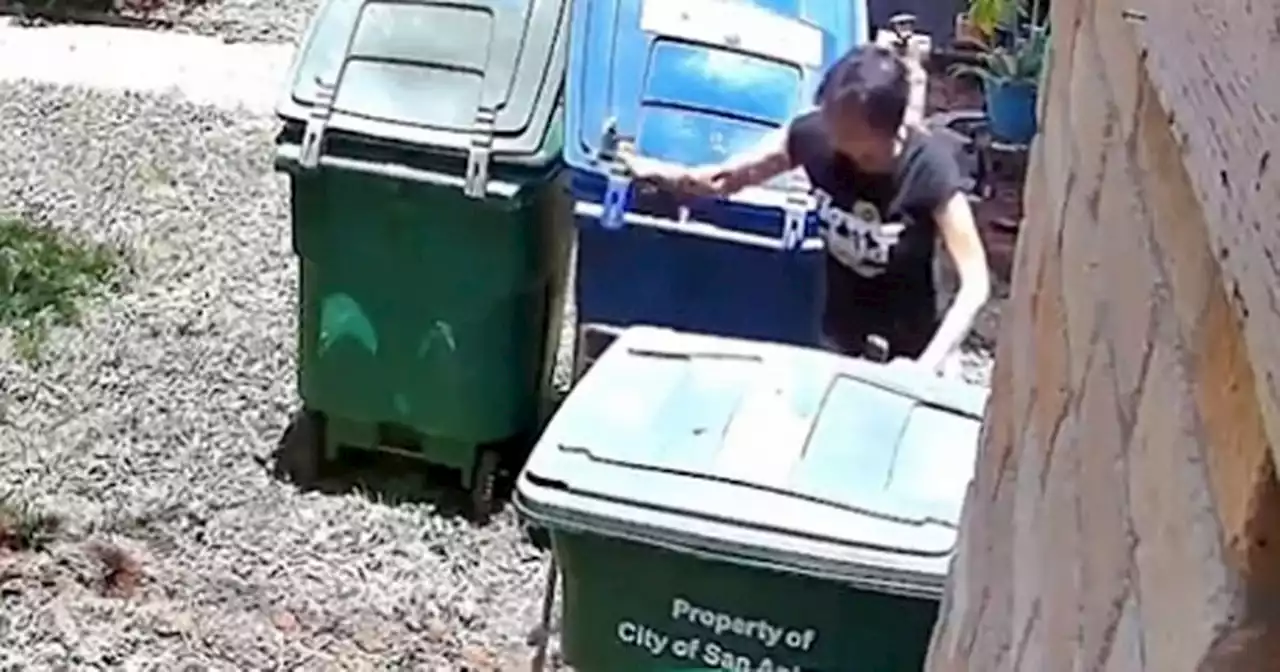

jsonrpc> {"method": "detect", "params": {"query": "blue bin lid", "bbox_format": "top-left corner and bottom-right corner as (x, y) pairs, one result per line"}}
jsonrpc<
(563, 0), (845, 189)
(560, 0), (862, 243)
(278, 0), (569, 167)
(515, 327), (987, 598)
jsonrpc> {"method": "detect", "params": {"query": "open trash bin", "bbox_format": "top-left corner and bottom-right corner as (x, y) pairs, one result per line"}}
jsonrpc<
(273, 0), (574, 518)
(562, 0), (868, 374)
(516, 326), (985, 671)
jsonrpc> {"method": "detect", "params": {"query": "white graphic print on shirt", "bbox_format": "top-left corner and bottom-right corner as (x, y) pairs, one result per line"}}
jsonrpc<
(813, 188), (906, 278)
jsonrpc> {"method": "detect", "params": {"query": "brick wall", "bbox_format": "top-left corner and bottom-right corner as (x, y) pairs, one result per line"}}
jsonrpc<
(925, 0), (1280, 669)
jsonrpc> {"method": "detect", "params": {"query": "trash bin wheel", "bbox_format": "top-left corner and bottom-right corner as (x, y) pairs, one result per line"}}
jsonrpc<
(274, 410), (328, 487)
(470, 448), (501, 524)
(524, 524), (552, 551)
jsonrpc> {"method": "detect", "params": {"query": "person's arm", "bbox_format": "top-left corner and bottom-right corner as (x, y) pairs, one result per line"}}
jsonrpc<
(623, 111), (814, 196)
(917, 192), (990, 371)
(710, 126), (798, 194)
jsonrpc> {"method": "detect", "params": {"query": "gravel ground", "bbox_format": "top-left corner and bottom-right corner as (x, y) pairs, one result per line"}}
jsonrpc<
(0, 81), (554, 670)
(147, 0), (320, 45)
(0, 79), (995, 669)
(10, 1), (319, 45)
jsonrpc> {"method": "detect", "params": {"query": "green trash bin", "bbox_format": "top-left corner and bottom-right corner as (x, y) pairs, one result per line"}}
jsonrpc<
(272, 0), (574, 517)
(515, 327), (987, 671)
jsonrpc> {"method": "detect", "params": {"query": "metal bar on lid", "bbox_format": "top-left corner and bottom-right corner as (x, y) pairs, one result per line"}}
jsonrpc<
(574, 200), (823, 251)
(298, 81), (334, 170)
(276, 143), (520, 198)
(296, 0), (370, 171)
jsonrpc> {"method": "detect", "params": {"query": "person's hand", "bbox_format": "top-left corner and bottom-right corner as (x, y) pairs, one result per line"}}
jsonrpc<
(622, 156), (728, 199)
(702, 164), (755, 196)
(908, 352), (955, 378)
(887, 356), (946, 378)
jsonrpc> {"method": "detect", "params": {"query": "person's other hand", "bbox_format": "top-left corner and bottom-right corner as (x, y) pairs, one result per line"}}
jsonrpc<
(622, 156), (725, 199)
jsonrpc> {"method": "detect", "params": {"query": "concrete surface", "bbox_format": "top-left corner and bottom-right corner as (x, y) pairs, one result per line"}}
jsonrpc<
(0, 23), (294, 114)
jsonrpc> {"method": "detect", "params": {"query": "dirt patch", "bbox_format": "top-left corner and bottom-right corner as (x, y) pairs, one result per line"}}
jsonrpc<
(928, 71), (986, 116)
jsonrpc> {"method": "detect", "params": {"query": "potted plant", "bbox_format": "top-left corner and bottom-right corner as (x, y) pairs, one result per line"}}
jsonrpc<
(952, 0), (1049, 144)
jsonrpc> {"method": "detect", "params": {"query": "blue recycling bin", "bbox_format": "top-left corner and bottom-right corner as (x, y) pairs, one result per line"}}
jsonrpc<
(563, 0), (868, 373)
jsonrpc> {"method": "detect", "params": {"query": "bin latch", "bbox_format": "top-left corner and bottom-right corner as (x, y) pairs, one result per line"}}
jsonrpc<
(781, 186), (810, 250)
(598, 119), (634, 231)
(464, 107), (497, 199)
(601, 145), (635, 231)
(299, 83), (335, 170)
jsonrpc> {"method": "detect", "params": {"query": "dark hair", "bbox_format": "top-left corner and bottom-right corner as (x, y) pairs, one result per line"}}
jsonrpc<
(814, 45), (909, 135)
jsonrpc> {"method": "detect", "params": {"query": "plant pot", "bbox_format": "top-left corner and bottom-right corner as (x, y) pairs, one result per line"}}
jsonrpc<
(984, 80), (1038, 145)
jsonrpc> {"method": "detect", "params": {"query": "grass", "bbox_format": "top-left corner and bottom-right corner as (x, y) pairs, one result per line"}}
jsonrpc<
(0, 215), (126, 360)
(0, 495), (146, 598)
(0, 493), (63, 553)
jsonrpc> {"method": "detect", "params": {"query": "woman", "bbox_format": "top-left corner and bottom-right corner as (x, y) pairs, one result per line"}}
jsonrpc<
(628, 44), (990, 372)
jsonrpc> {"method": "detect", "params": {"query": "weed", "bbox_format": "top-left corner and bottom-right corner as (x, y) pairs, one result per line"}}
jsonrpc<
(0, 494), (63, 553)
(0, 216), (125, 361)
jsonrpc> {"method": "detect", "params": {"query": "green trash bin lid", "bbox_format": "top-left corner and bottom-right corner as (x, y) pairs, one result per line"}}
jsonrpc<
(515, 327), (988, 599)
(276, 0), (569, 187)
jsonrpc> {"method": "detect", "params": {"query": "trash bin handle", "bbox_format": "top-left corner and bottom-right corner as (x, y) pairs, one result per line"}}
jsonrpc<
(573, 200), (823, 252)
(274, 143), (521, 199)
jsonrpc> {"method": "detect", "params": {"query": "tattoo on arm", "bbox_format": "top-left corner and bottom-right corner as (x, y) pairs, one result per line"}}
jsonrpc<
(721, 127), (796, 189)
(753, 150), (793, 182)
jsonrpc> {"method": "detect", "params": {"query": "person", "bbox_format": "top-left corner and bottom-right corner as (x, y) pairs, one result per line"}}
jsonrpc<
(627, 44), (990, 372)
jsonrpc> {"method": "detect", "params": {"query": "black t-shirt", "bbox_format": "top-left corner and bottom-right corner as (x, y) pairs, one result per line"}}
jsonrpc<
(785, 111), (965, 357)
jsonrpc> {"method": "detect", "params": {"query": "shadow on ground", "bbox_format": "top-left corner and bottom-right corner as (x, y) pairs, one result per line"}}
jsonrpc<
(263, 420), (529, 524)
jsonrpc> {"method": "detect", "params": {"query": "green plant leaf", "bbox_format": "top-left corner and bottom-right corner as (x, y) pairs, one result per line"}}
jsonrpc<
(948, 63), (1005, 87)
(965, 0), (1009, 35)
(958, 41), (1045, 85)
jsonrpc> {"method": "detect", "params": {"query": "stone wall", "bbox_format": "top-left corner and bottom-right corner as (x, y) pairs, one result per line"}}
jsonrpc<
(925, 0), (1280, 670)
